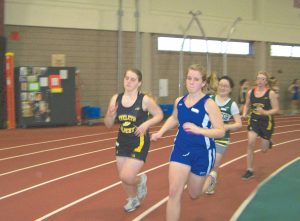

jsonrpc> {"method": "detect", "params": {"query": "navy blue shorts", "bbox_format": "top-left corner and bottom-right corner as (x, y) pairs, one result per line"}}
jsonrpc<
(170, 142), (215, 176)
(291, 93), (299, 100)
(248, 115), (274, 140)
(116, 134), (150, 162)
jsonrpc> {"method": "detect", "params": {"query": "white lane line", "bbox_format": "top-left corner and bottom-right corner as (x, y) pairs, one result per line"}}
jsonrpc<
(34, 133), (300, 221)
(0, 138), (115, 161)
(34, 162), (170, 221)
(0, 131), (118, 151)
(1, 118), (298, 151)
(1, 126), (299, 200)
(2, 123), (300, 162)
(1, 129), (299, 200)
(0, 160), (115, 201)
(131, 137), (300, 221)
(0, 146), (115, 177)
(133, 196), (169, 221)
(0, 145), (173, 201)
(0, 124), (167, 151)
(229, 157), (300, 221)
(1, 122), (297, 177)
(0, 135), (175, 176)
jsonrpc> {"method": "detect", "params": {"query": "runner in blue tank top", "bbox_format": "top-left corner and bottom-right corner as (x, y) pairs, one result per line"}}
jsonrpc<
(151, 64), (224, 221)
(288, 78), (299, 115)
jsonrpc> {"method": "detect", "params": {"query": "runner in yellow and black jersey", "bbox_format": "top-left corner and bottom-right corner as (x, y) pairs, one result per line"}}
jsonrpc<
(116, 92), (150, 161)
(242, 71), (279, 180)
(104, 69), (163, 212)
(248, 88), (274, 139)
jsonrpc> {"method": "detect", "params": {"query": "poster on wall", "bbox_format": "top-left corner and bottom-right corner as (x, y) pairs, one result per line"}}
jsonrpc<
(17, 67), (51, 123)
(15, 66), (77, 127)
(49, 74), (63, 93)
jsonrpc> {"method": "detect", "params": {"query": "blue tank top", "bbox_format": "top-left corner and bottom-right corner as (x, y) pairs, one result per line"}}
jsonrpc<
(292, 85), (299, 100)
(174, 94), (215, 150)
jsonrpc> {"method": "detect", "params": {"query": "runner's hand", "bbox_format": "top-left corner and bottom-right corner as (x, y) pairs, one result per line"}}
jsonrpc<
(135, 123), (148, 136)
(107, 104), (118, 117)
(151, 132), (162, 141)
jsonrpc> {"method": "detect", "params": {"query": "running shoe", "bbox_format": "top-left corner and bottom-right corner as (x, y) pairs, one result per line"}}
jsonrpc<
(269, 140), (273, 149)
(206, 171), (217, 194)
(241, 170), (254, 180)
(124, 196), (140, 212)
(137, 174), (147, 200)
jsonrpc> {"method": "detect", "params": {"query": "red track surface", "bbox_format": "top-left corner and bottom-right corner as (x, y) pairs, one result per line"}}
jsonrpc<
(1, 115), (300, 221)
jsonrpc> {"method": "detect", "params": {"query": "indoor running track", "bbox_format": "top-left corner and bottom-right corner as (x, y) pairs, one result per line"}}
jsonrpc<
(0, 114), (300, 221)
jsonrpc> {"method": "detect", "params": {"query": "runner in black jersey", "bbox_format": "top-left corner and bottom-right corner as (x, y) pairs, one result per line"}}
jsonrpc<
(242, 71), (279, 180)
(104, 69), (163, 212)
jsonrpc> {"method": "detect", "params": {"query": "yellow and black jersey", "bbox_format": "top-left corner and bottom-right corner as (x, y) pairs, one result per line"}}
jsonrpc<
(248, 88), (274, 139)
(116, 92), (149, 139)
(249, 88), (272, 118)
(115, 92), (150, 161)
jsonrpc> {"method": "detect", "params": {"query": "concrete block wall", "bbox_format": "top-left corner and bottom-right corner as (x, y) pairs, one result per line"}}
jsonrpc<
(5, 25), (299, 114)
(5, 25), (136, 113)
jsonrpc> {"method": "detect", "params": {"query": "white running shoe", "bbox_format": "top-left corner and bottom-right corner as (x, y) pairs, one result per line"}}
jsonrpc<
(124, 196), (140, 212)
(137, 174), (147, 200)
(206, 171), (217, 194)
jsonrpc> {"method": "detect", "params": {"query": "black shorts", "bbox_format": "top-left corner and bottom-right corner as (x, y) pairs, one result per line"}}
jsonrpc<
(247, 114), (274, 140)
(116, 133), (150, 162)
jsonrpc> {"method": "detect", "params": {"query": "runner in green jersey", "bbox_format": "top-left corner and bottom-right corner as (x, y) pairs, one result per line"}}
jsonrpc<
(204, 75), (242, 194)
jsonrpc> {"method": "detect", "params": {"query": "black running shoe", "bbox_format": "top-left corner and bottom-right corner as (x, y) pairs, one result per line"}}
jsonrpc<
(241, 170), (254, 180)
(269, 140), (273, 149)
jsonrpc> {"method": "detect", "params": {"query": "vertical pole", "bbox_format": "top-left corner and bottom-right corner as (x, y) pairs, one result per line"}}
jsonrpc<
(141, 33), (152, 94)
(117, 0), (123, 93)
(179, 14), (196, 97)
(0, 0), (5, 128)
(5, 52), (16, 128)
(75, 70), (82, 124)
(0, 36), (5, 128)
(0, 0), (4, 36)
(179, 10), (209, 96)
(222, 47), (227, 75)
(194, 14), (210, 76)
(135, 0), (141, 70)
(223, 17), (242, 75)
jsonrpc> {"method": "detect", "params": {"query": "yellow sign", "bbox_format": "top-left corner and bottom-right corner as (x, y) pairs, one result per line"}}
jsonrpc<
(51, 54), (66, 67)
(51, 88), (63, 93)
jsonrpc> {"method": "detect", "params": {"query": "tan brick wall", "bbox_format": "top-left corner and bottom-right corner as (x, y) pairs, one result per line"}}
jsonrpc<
(5, 26), (136, 115)
(5, 25), (299, 114)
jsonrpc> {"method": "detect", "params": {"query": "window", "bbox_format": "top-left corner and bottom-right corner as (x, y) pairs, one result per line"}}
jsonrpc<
(271, 44), (300, 57)
(157, 37), (183, 51)
(222, 42), (250, 55)
(157, 36), (250, 55)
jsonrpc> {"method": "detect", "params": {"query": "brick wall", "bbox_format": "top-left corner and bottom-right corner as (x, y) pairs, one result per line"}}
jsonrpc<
(5, 25), (299, 113)
(5, 25), (135, 112)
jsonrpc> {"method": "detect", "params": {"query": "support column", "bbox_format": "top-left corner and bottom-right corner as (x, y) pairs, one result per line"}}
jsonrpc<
(141, 33), (152, 94)
(254, 41), (268, 73)
(0, 0), (5, 128)
(0, 0), (3, 36)
(117, 0), (123, 93)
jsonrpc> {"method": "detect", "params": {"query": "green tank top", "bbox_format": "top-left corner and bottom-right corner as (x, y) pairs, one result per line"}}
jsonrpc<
(211, 95), (233, 145)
